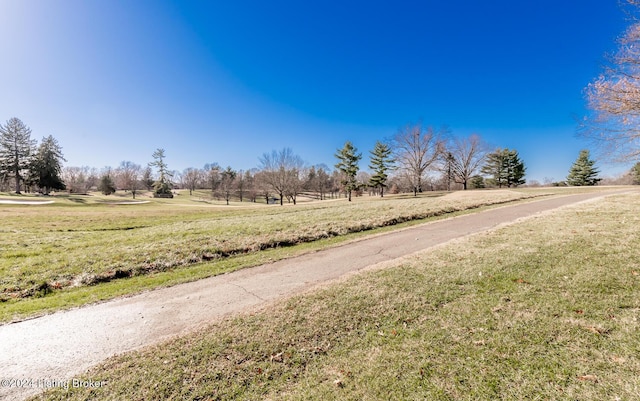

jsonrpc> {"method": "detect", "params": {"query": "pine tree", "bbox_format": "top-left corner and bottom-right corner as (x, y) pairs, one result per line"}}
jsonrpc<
(29, 135), (67, 194)
(0, 117), (36, 193)
(368, 141), (394, 197)
(481, 149), (507, 188)
(505, 149), (526, 187)
(481, 148), (526, 188)
(631, 162), (640, 185)
(149, 148), (173, 197)
(335, 141), (362, 201)
(98, 173), (116, 195)
(567, 150), (601, 186)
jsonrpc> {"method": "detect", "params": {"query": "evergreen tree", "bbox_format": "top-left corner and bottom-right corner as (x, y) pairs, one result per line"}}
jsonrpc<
(481, 149), (507, 188)
(98, 173), (116, 195)
(481, 148), (526, 188)
(368, 141), (394, 197)
(631, 162), (640, 185)
(335, 141), (362, 201)
(0, 117), (36, 193)
(149, 148), (173, 197)
(567, 149), (601, 186)
(30, 135), (67, 194)
(504, 149), (526, 187)
(470, 175), (485, 189)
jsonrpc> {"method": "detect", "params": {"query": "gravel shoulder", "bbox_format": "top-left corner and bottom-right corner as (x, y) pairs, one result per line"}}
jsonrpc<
(0, 189), (633, 401)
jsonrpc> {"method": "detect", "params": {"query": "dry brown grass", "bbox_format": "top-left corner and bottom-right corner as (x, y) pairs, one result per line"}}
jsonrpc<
(31, 191), (640, 400)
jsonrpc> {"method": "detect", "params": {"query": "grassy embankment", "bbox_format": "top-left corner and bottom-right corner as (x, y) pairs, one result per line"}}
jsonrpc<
(29, 191), (640, 400)
(0, 187), (611, 323)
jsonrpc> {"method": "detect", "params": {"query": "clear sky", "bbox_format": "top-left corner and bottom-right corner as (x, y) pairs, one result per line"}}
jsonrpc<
(0, 0), (631, 182)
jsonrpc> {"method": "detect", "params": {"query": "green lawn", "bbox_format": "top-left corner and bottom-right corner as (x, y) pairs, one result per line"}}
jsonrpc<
(1, 188), (555, 322)
(30, 191), (640, 400)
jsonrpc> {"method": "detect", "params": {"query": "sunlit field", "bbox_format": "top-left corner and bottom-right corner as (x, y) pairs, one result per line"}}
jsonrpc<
(29, 191), (640, 401)
(0, 188), (564, 322)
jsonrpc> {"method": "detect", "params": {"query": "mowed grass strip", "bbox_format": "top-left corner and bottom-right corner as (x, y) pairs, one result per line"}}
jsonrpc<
(0, 190), (538, 301)
(32, 192), (640, 400)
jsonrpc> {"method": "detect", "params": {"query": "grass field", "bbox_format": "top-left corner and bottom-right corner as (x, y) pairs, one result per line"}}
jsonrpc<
(0, 188), (561, 322)
(28, 191), (640, 400)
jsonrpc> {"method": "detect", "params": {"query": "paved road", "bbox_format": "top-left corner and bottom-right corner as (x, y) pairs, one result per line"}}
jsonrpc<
(0, 189), (633, 400)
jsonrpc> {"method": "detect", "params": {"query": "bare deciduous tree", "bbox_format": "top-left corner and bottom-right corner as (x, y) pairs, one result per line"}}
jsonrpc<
(582, 1), (640, 162)
(62, 166), (98, 194)
(217, 166), (237, 205)
(231, 169), (256, 203)
(205, 163), (221, 197)
(259, 148), (304, 205)
(285, 166), (305, 205)
(305, 164), (331, 200)
(116, 161), (141, 198)
(444, 134), (489, 190)
(253, 170), (272, 204)
(392, 122), (445, 196)
(181, 167), (203, 196)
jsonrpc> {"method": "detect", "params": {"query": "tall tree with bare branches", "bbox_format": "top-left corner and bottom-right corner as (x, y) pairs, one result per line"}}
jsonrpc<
(217, 166), (237, 205)
(582, 1), (640, 162)
(116, 161), (141, 198)
(445, 134), (488, 190)
(259, 148), (304, 205)
(392, 122), (445, 196)
(181, 167), (203, 196)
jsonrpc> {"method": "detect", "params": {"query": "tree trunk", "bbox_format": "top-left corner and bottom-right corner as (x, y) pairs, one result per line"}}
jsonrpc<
(14, 165), (20, 194)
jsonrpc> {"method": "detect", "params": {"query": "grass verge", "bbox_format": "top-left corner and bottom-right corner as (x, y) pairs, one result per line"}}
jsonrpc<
(31, 192), (640, 400)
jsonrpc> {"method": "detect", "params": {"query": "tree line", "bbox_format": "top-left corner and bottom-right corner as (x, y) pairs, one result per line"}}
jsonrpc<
(0, 117), (613, 201)
(0, 118), (66, 195)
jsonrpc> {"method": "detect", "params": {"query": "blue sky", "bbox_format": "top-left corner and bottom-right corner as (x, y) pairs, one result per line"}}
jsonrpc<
(0, 0), (631, 182)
